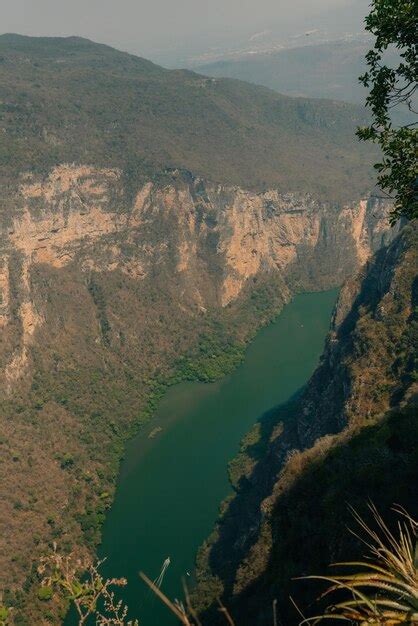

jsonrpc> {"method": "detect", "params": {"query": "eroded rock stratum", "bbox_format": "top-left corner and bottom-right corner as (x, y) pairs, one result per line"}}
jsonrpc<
(1, 164), (392, 381)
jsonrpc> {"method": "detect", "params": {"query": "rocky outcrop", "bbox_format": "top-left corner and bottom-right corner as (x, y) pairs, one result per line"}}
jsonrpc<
(0, 165), (393, 385)
(295, 221), (415, 446)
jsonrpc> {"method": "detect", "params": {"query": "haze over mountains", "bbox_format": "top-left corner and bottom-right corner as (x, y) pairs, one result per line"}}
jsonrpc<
(197, 38), (371, 104)
(2, 0), (368, 68)
(196, 36), (414, 131)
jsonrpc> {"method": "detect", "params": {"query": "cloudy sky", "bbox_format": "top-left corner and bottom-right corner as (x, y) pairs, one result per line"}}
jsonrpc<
(2, 0), (369, 65)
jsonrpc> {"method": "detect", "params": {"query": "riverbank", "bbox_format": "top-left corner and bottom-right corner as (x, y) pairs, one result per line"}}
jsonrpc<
(62, 285), (290, 625)
(94, 290), (338, 626)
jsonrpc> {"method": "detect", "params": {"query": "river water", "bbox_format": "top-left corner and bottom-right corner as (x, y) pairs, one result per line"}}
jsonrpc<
(94, 290), (337, 625)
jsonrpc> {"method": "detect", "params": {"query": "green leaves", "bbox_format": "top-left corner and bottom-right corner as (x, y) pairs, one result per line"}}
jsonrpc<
(0, 606), (9, 625)
(357, 0), (417, 223)
(36, 586), (53, 601)
(304, 506), (418, 624)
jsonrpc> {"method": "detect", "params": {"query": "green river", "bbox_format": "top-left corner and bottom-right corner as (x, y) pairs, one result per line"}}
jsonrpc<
(93, 290), (337, 625)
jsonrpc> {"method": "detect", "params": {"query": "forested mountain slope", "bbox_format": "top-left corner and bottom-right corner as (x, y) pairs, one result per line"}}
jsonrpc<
(0, 33), (378, 204)
(194, 222), (417, 625)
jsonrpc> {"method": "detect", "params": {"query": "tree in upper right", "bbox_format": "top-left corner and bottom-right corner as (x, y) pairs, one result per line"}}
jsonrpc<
(357, 0), (417, 223)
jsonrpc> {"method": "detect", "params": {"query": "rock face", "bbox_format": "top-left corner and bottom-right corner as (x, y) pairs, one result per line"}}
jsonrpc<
(193, 222), (417, 626)
(0, 165), (392, 385)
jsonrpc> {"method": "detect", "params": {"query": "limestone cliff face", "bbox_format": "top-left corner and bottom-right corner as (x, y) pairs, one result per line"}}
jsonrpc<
(0, 165), (392, 386)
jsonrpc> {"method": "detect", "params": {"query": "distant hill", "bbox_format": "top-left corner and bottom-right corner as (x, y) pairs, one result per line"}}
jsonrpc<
(0, 34), (377, 204)
(197, 39), (371, 104)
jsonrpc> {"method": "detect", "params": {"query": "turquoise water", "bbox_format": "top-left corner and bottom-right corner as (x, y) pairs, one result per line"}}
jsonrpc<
(92, 290), (337, 625)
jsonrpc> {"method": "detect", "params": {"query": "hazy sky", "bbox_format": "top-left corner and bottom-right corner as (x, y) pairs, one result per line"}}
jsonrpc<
(2, 0), (369, 65)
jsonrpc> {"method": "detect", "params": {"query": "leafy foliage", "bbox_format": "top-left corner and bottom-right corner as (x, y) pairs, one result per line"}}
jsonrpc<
(38, 548), (137, 625)
(357, 0), (417, 222)
(0, 605), (9, 625)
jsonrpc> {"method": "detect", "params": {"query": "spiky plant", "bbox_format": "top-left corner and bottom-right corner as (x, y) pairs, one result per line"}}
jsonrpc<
(301, 505), (418, 624)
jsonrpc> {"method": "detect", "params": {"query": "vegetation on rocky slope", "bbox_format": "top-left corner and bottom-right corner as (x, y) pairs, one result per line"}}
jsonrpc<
(0, 34), (378, 205)
(193, 222), (418, 625)
(0, 166), (387, 624)
(356, 0), (418, 222)
(0, 266), (286, 624)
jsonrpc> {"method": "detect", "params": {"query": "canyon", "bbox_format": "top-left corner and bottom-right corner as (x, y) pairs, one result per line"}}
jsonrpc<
(0, 33), (405, 626)
(0, 164), (392, 387)
(0, 162), (393, 624)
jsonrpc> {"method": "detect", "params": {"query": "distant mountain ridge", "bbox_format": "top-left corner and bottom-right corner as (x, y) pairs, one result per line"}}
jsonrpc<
(197, 39), (371, 104)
